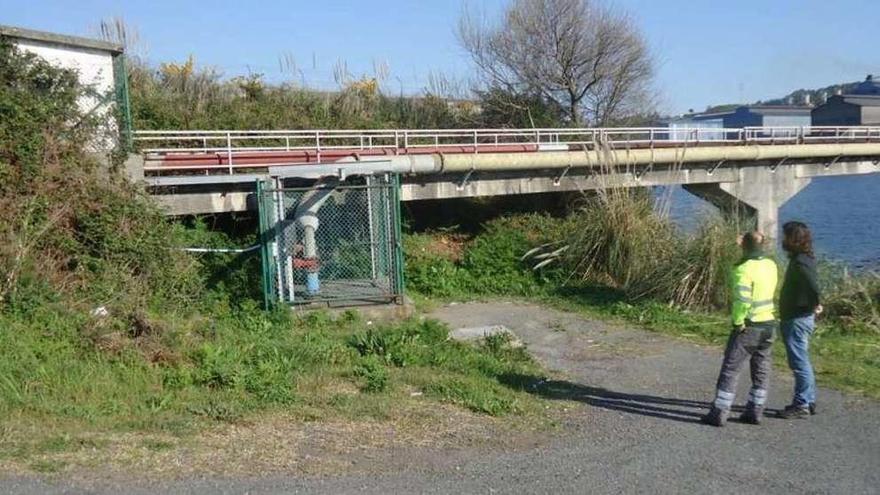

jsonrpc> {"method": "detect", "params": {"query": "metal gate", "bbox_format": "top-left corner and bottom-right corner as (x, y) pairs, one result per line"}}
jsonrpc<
(257, 175), (404, 307)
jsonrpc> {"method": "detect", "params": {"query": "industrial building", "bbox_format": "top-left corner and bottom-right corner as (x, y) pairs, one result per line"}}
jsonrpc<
(664, 105), (812, 141)
(812, 76), (880, 126)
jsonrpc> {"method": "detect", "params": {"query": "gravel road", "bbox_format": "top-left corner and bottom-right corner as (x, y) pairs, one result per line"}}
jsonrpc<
(4, 301), (878, 494)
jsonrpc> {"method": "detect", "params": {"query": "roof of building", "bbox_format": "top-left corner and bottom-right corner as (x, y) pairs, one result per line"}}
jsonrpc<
(853, 75), (880, 95)
(739, 105), (813, 115)
(685, 105), (811, 121)
(822, 94), (880, 107)
(0, 24), (122, 54)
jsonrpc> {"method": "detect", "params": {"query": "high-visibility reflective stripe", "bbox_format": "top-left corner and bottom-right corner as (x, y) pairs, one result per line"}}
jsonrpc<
(736, 296), (753, 303)
(735, 285), (752, 293)
(714, 390), (735, 410)
(751, 299), (773, 308)
(749, 388), (767, 406)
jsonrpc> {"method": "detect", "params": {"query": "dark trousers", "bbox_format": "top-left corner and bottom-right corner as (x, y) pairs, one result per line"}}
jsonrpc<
(712, 321), (775, 411)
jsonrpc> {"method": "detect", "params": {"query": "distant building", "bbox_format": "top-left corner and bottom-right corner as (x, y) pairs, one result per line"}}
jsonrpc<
(0, 24), (130, 148)
(719, 106), (813, 128)
(812, 94), (880, 126)
(664, 105), (812, 141)
(852, 74), (880, 96)
(663, 113), (725, 140)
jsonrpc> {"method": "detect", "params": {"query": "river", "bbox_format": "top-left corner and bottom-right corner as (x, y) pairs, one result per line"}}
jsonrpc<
(667, 173), (880, 270)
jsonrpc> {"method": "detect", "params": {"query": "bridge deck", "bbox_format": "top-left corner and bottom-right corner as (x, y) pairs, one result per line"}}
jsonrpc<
(136, 126), (880, 176)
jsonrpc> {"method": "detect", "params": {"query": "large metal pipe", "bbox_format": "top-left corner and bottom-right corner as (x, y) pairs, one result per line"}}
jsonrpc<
(293, 180), (337, 295)
(426, 143), (880, 173)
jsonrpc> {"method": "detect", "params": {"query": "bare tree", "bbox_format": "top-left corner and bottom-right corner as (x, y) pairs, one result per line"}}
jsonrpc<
(458, 0), (653, 127)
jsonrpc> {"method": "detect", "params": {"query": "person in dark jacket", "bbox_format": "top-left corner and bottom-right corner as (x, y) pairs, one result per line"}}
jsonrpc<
(778, 221), (823, 419)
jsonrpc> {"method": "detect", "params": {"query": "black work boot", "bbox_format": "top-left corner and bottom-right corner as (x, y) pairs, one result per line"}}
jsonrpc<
(777, 404), (810, 419)
(809, 402), (817, 415)
(739, 402), (764, 425)
(701, 407), (729, 427)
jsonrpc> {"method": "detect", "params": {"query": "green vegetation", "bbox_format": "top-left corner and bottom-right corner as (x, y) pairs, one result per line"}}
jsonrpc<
(2, 25), (878, 475)
(0, 307), (543, 432)
(125, 54), (567, 132)
(0, 38), (552, 470)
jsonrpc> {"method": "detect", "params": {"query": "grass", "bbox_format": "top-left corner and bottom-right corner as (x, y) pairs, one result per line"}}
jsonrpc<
(0, 306), (554, 470)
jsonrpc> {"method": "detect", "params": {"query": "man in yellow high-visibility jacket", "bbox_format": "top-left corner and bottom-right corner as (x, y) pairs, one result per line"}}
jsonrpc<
(702, 231), (778, 427)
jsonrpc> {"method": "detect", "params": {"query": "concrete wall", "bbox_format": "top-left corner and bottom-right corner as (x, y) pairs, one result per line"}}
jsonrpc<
(861, 106), (880, 125)
(762, 114), (812, 127)
(666, 118), (725, 140)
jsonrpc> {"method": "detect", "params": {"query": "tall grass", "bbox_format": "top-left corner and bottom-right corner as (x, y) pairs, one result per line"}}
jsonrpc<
(522, 188), (744, 309)
(820, 265), (880, 333)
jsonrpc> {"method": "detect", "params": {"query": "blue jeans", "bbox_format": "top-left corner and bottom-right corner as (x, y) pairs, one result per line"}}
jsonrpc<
(781, 315), (816, 407)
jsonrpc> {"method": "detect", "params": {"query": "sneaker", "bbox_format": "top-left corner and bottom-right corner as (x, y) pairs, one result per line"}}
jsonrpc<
(777, 404), (810, 419)
(809, 402), (817, 416)
(701, 407), (729, 427)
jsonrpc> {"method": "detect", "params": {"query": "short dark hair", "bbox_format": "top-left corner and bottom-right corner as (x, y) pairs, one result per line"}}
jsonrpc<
(740, 231), (764, 252)
(782, 221), (814, 256)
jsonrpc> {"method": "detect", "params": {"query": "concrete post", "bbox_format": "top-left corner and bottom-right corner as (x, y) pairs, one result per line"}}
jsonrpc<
(684, 165), (811, 239)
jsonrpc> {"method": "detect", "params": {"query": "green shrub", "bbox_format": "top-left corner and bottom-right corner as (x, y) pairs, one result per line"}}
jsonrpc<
(461, 223), (541, 294)
(353, 356), (389, 393)
(424, 377), (517, 416)
(818, 265), (880, 334)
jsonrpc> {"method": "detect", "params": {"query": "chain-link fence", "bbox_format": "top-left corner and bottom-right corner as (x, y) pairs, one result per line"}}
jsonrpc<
(257, 175), (403, 307)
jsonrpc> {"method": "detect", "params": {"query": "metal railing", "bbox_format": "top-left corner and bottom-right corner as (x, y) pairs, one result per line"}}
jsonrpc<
(135, 126), (880, 174)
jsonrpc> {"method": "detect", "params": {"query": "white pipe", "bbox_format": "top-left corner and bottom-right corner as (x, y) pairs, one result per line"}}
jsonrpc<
(431, 143), (880, 173)
(260, 142), (880, 184)
(293, 180), (338, 295)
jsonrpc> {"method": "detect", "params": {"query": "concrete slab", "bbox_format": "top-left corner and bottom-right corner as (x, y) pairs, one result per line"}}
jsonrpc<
(293, 298), (415, 323)
(448, 324), (523, 347)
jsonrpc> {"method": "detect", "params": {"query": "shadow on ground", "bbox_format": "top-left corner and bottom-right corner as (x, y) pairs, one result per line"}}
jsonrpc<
(500, 374), (780, 425)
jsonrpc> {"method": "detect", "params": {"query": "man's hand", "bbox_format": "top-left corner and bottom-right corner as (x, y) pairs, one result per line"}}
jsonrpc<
(815, 304), (824, 316)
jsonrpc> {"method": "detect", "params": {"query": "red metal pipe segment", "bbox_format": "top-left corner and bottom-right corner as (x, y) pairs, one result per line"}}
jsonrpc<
(151, 144), (541, 168)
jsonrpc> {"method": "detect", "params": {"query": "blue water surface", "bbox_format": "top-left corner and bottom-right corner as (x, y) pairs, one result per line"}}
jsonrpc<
(665, 173), (880, 269)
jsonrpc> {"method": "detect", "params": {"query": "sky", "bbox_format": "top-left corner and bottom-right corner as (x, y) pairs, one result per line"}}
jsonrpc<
(3, 0), (879, 115)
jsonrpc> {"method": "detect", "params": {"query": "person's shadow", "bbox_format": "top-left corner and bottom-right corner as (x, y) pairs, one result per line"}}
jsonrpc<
(500, 373), (780, 425)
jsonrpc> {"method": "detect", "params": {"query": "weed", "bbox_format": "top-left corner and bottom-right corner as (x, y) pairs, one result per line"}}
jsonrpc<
(188, 399), (242, 423)
(29, 459), (67, 473)
(425, 378), (517, 416)
(353, 356), (389, 393)
(142, 439), (175, 452)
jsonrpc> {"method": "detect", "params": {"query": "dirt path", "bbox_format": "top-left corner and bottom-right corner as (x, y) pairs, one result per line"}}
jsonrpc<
(5, 301), (879, 494)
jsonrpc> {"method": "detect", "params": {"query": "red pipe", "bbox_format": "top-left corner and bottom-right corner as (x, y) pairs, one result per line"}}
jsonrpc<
(152, 144), (541, 168)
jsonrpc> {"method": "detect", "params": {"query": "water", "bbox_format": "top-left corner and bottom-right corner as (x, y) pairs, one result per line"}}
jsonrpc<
(665, 173), (880, 270)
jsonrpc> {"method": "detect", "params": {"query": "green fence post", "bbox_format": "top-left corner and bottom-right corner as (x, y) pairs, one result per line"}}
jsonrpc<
(391, 173), (406, 301)
(256, 179), (276, 310)
(113, 54), (133, 152)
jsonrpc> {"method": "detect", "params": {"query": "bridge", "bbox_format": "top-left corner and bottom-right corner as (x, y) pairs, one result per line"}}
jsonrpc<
(134, 126), (880, 237)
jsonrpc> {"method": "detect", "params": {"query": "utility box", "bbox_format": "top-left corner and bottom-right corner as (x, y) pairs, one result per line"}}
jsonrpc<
(257, 175), (404, 308)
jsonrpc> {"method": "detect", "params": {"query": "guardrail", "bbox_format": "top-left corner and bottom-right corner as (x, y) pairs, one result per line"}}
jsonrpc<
(134, 126), (880, 174)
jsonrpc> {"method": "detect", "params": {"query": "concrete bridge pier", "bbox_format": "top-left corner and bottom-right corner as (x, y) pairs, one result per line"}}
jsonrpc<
(684, 165), (811, 239)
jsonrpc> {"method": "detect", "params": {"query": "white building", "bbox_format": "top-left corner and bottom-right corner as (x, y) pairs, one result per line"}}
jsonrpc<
(0, 24), (130, 149)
